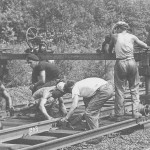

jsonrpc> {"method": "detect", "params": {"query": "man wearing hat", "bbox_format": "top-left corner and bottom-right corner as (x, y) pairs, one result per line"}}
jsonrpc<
(108, 21), (149, 120)
(56, 77), (114, 129)
(99, 23), (118, 54)
(26, 53), (60, 94)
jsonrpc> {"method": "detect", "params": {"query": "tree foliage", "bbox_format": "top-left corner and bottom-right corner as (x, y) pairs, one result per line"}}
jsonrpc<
(1, 0), (150, 86)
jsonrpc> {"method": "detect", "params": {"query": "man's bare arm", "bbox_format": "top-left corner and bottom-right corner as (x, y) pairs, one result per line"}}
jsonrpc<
(3, 90), (12, 108)
(58, 97), (67, 116)
(34, 70), (46, 88)
(1, 84), (12, 108)
(39, 98), (52, 120)
(65, 95), (79, 119)
(134, 36), (148, 49)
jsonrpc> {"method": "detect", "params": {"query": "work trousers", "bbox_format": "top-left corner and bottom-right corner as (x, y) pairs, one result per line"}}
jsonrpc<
(114, 58), (140, 116)
(83, 83), (113, 129)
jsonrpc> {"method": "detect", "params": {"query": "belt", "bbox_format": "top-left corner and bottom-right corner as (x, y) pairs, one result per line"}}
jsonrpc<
(116, 57), (134, 60)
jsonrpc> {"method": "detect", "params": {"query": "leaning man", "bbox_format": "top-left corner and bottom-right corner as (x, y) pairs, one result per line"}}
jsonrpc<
(56, 77), (114, 130)
(32, 85), (67, 120)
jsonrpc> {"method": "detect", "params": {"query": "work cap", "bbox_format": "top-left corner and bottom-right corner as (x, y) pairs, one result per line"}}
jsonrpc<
(115, 21), (129, 29)
(56, 82), (65, 92)
(27, 54), (39, 61)
(63, 80), (75, 93)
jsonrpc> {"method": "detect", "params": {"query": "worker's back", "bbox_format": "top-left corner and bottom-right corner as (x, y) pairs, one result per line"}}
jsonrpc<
(114, 32), (135, 59)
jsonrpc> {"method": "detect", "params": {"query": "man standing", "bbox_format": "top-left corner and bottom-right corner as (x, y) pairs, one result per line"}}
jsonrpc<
(108, 21), (149, 120)
(56, 77), (113, 130)
(26, 54), (60, 94)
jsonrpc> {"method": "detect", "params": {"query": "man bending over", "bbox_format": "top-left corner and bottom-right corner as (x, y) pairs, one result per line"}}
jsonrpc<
(32, 84), (67, 120)
(56, 77), (114, 130)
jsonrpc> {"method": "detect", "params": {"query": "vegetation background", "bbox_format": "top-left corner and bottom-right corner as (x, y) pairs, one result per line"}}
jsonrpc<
(0, 0), (150, 87)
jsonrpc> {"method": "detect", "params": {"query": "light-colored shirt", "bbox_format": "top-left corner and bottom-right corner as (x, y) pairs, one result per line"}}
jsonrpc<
(72, 77), (107, 98)
(115, 32), (135, 59)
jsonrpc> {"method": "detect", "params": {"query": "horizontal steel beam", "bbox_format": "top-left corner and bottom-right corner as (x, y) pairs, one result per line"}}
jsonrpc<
(0, 52), (144, 61)
(19, 117), (150, 150)
(0, 119), (59, 142)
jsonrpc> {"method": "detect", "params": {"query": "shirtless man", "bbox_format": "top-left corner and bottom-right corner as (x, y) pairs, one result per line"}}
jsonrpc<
(32, 84), (67, 120)
(108, 21), (149, 120)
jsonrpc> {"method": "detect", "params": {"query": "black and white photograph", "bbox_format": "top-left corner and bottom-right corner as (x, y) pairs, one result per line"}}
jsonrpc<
(0, 0), (150, 149)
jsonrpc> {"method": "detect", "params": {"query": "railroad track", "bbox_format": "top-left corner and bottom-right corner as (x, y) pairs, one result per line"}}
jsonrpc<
(1, 115), (150, 150)
(0, 88), (149, 150)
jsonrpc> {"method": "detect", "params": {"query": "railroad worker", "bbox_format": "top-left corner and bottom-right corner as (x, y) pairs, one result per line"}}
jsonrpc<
(108, 21), (149, 120)
(56, 77), (114, 130)
(100, 24), (117, 54)
(26, 53), (60, 94)
(101, 34), (112, 54)
(31, 84), (67, 120)
(0, 81), (13, 110)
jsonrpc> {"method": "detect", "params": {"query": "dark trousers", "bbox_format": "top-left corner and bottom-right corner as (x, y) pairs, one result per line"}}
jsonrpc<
(114, 58), (140, 116)
(83, 83), (113, 129)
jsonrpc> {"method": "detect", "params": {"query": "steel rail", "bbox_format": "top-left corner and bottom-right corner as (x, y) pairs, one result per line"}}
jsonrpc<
(18, 117), (150, 150)
(0, 88), (146, 148)
(0, 52), (145, 61)
(0, 119), (60, 142)
(11, 88), (144, 121)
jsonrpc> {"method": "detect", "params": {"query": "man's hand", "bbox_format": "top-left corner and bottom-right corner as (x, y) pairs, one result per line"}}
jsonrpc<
(61, 116), (68, 122)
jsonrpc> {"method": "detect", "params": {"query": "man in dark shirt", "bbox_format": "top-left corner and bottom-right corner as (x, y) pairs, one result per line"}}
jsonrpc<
(27, 54), (60, 94)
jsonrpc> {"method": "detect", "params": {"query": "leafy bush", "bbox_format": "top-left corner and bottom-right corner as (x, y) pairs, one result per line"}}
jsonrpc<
(0, 0), (149, 87)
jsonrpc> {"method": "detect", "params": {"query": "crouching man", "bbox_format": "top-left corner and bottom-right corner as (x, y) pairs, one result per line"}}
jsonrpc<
(32, 85), (67, 120)
(56, 77), (114, 130)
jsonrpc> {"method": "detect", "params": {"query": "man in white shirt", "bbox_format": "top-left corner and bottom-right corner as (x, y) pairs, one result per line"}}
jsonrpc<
(56, 77), (113, 129)
(108, 21), (149, 120)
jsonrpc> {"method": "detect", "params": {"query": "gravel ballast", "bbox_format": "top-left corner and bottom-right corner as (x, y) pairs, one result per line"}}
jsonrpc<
(6, 86), (150, 150)
(63, 126), (150, 150)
